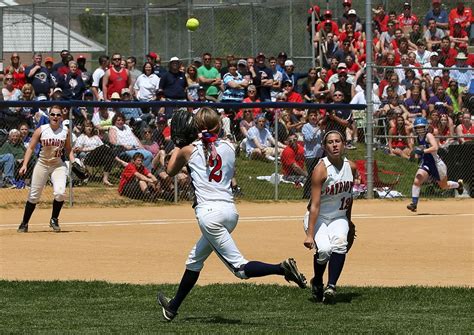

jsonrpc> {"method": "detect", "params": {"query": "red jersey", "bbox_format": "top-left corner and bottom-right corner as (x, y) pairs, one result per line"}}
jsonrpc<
(5, 65), (26, 90)
(317, 20), (339, 37)
(397, 14), (418, 28)
(118, 163), (150, 195)
(106, 67), (129, 99)
(281, 144), (305, 176)
(438, 47), (458, 67)
(375, 14), (389, 32)
(235, 97), (262, 120)
(460, 123), (474, 142)
(286, 91), (303, 103)
(449, 7), (472, 29)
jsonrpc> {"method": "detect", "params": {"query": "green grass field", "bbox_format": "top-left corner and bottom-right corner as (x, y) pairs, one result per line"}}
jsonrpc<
(1, 281), (471, 333)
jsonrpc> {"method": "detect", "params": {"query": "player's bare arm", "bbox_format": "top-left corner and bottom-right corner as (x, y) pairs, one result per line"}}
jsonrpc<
(102, 70), (110, 101)
(423, 132), (438, 154)
(19, 127), (41, 175)
(64, 130), (75, 163)
(166, 145), (193, 177)
(304, 162), (327, 250)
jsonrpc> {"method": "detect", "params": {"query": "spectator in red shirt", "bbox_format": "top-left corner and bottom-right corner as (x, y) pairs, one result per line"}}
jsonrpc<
(317, 10), (339, 37)
(438, 36), (458, 67)
(398, 2), (418, 31)
(281, 134), (307, 185)
(118, 152), (159, 200)
(448, 1), (472, 35)
(458, 43), (474, 66)
(449, 22), (469, 48)
(373, 5), (389, 32)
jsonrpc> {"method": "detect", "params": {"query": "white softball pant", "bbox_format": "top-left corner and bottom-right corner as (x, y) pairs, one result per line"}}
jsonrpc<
(28, 161), (67, 204)
(303, 211), (349, 264)
(185, 201), (249, 279)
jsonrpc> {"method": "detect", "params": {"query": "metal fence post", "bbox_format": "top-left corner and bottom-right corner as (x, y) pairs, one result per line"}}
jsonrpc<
(31, 4), (35, 52)
(174, 176), (178, 204)
(274, 111), (279, 201)
(365, 0), (374, 198)
(289, 0), (293, 58)
(67, 0), (71, 51)
(144, 2), (149, 56)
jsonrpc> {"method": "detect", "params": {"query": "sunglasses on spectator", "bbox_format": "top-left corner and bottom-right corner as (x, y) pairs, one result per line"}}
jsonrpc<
(50, 113), (61, 117)
(5, 77), (13, 80)
(144, 131), (152, 134)
(248, 90), (256, 93)
(334, 93), (344, 97)
(283, 84), (292, 87)
(203, 57), (211, 61)
(112, 58), (121, 61)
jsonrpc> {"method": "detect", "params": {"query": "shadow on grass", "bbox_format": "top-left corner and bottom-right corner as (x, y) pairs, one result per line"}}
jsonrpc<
(183, 315), (242, 324)
(306, 291), (362, 304)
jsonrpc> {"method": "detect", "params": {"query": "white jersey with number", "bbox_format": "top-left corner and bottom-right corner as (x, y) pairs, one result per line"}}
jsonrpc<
(319, 157), (354, 220)
(187, 139), (235, 206)
(38, 124), (68, 166)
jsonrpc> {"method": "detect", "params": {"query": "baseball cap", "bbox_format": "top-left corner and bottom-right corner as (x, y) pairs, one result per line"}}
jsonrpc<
(337, 62), (347, 69)
(403, 2), (411, 7)
(146, 52), (158, 59)
(121, 88), (131, 95)
(256, 52), (265, 59)
(455, 52), (468, 60)
(110, 92), (121, 100)
(307, 5), (320, 15)
(348, 9), (357, 15)
(324, 10), (332, 16)
(430, 52), (439, 57)
(192, 56), (202, 64)
(169, 56), (180, 62)
(237, 59), (247, 66)
(324, 19), (332, 25)
(44, 57), (54, 64)
(338, 68), (348, 75)
(77, 55), (86, 60)
(198, 85), (206, 91)
(282, 79), (293, 86)
(83, 89), (93, 97)
(277, 52), (288, 59)
(284, 60), (294, 67)
(53, 87), (63, 93)
(343, 0), (352, 5)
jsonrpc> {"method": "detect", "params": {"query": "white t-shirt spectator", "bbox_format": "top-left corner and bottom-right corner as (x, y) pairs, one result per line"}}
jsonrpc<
(134, 73), (160, 101)
(246, 126), (274, 156)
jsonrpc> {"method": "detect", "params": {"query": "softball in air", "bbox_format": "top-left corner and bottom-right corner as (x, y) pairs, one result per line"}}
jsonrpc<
(186, 18), (200, 31)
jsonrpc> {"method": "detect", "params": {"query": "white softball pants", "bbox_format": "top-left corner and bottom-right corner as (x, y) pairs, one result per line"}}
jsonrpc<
(185, 201), (249, 279)
(303, 211), (349, 264)
(28, 161), (67, 203)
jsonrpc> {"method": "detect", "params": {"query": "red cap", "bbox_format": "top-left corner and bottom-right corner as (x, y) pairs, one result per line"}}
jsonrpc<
(324, 19), (332, 25)
(44, 57), (54, 64)
(146, 52), (158, 59)
(324, 10), (332, 16)
(343, 0), (352, 5)
(307, 5), (320, 15)
(77, 55), (86, 60)
(432, 0), (441, 3)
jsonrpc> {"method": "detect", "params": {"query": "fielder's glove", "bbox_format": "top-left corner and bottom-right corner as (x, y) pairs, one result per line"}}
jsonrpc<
(347, 220), (356, 252)
(72, 161), (89, 180)
(170, 110), (198, 148)
(414, 146), (424, 156)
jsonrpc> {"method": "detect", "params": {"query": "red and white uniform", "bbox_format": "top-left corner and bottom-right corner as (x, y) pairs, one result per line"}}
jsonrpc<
(397, 14), (418, 28)
(185, 139), (250, 279)
(28, 124), (69, 204)
(304, 157), (354, 263)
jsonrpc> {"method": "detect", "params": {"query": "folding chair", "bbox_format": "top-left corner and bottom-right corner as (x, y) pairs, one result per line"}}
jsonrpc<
(355, 160), (401, 198)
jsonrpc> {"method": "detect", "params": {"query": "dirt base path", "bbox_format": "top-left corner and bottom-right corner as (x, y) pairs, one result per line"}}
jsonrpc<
(1, 199), (472, 287)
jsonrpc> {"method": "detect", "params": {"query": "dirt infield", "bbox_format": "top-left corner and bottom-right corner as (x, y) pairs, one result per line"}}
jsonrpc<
(0, 199), (472, 287)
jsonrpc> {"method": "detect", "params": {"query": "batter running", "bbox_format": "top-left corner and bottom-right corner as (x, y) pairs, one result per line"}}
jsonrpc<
(17, 105), (75, 233)
(407, 117), (463, 212)
(157, 108), (307, 322)
(303, 130), (356, 304)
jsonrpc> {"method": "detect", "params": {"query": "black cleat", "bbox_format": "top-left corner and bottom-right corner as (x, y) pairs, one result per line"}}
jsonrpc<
(17, 222), (28, 233)
(49, 218), (61, 232)
(157, 292), (177, 321)
(310, 278), (324, 302)
(457, 179), (464, 195)
(407, 203), (417, 212)
(323, 284), (336, 304)
(281, 258), (307, 288)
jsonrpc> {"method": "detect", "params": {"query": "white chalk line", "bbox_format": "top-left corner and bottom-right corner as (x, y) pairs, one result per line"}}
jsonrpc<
(0, 213), (472, 230)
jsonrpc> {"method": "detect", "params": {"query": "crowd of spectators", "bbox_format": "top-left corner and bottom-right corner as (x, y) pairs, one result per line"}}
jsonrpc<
(0, 0), (473, 198)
